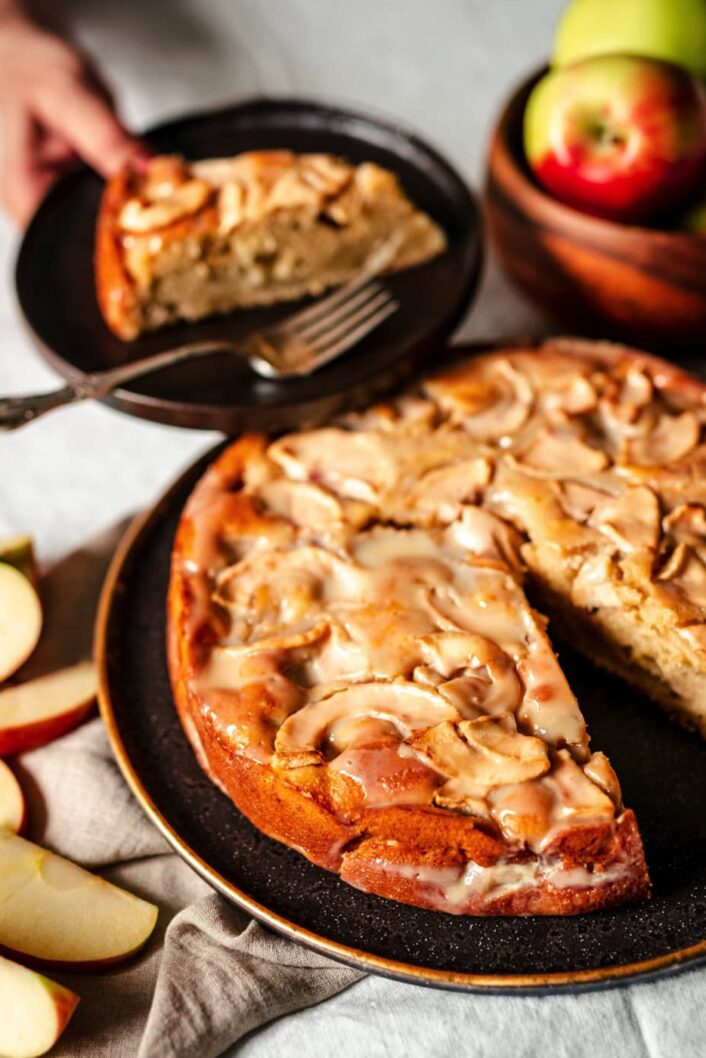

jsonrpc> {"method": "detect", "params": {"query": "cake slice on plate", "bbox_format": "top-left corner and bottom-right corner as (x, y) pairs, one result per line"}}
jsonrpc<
(96, 150), (446, 340)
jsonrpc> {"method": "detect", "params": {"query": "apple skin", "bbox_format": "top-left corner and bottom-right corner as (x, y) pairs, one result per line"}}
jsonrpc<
(554, 0), (706, 81)
(0, 699), (96, 757)
(524, 55), (706, 222)
(0, 565), (42, 684)
(0, 662), (97, 756)
(0, 954), (79, 1058)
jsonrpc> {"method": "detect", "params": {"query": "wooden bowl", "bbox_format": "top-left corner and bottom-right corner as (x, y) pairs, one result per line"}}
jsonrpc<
(484, 70), (706, 355)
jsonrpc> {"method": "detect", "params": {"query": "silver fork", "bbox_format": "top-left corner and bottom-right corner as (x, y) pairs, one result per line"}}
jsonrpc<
(0, 261), (399, 432)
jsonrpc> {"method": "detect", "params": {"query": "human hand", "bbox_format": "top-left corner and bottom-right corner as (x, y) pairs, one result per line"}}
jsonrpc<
(0, 8), (145, 225)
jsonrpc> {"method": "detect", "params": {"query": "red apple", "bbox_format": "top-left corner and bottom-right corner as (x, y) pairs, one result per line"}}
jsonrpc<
(524, 54), (706, 222)
(0, 954), (78, 1057)
(0, 564), (42, 683)
(0, 662), (97, 756)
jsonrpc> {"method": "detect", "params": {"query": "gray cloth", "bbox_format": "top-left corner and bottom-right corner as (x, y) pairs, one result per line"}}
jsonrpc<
(17, 524), (361, 1058)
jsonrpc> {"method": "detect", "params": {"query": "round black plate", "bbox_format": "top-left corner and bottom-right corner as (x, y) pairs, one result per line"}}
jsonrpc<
(16, 98), (482, 432)
(96, 437), (706, 993)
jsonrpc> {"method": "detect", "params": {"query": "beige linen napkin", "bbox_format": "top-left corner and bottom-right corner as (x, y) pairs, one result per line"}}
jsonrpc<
(15, 522), (362, 1058)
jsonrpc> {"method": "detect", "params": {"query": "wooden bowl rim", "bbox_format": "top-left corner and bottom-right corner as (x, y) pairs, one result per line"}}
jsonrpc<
(488, 65), (706, 248)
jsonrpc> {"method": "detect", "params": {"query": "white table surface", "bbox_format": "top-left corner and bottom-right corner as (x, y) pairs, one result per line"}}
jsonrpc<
(3, 2), (704, 1056)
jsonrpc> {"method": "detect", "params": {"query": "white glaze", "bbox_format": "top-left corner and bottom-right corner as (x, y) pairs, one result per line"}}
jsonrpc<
(373, 852), (629, 912)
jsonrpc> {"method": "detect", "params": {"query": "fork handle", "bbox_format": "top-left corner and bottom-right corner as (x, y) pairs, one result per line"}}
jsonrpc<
(0, 383), (92, 431)
(0, 342), (238, 431)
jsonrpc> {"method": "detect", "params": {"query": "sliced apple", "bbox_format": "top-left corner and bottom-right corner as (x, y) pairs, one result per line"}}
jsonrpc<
(0, 831), (158, 969)
(0, 565), (42, 683)
(0, 535), (38, 586)
(0, 661), (97, 755)
(0, 954), (78, 1058)
(0, 760), (27, 834)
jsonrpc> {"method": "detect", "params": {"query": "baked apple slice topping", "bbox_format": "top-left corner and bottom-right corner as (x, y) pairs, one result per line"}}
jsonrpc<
(624, 410), (701, 467)
(488, 750), (616, 852)
(663, 503), (706, 547)
(405, 457), (492, 523)
(656, 543), (706, 610)
(269, 426), (474, 511)
(118, 178), (211, 233)
(424, 356), (534, 440)
(514, 429), (610, 477)
(588, 485), (661, 553)
(408, 714), (549, 811)
(253, 479), (348, 534)
(274, 681), (460, 768)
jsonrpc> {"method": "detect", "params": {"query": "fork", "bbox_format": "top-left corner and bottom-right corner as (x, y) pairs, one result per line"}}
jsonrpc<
(0, 258), (399, 432)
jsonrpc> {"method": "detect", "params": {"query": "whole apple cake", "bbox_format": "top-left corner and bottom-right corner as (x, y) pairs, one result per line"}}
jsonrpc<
(96, 151), (446, 340)
(164, 337), (706, 915)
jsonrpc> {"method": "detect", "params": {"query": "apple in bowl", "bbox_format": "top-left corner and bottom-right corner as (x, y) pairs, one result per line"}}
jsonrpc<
(524, 54), (706, 222)
(554, 0), (706, 80)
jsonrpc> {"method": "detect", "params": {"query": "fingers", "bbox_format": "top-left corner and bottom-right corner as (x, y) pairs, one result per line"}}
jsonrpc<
(0, 21), (148, 225)
(0, 107), (54, 226)
(34, 75), (143, 178)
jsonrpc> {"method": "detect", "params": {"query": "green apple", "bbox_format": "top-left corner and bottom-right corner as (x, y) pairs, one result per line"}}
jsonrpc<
(554, 0), (706, 80)
(677, 192), (706, 230)
(0, 534), (37, 585)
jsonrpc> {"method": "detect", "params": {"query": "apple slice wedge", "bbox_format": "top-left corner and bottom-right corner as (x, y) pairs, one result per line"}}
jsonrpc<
(0, 954), (78, 1058)
(0, 831), (158, 970)
(0, 760), (27, 834)
(0, 535), (37, 584)
(0, 661), (97, 755)
(0, 535), (38, 585)
(0, 564), (42, 683)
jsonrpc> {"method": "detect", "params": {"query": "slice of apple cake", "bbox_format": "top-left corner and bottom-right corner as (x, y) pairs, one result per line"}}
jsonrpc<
(420, 340), (706, 737)
(96, 151), (446, 340)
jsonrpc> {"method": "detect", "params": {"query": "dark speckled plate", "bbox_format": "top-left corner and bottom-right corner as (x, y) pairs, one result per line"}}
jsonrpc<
(16, 98), (481, 433)
(96, 439), (706, 993)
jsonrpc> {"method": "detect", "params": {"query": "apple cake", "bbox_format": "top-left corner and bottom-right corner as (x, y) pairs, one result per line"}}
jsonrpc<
(165, 337), (706, 915)
(96, 151), (446, 340)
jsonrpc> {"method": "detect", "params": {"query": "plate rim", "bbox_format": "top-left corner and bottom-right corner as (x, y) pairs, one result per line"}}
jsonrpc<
(16, 94), (482, 432)
(95, 433), (706, 994)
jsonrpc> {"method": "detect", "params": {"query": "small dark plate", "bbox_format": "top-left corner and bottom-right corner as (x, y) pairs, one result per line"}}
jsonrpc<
(96, 421), (706, 993)
(16, 98), (481, 433)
